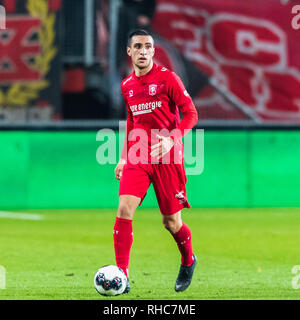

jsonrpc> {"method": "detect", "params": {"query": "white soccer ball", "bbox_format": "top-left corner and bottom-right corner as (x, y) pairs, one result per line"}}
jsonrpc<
(94, 265), (127, 296)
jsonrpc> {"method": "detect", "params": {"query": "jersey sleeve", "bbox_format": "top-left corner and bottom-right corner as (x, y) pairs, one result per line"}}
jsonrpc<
(167, 72), (198, 143)
(120, 85), (134, 161)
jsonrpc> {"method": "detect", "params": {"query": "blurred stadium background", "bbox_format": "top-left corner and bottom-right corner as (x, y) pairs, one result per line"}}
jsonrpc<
(0, 0), (300, 300)
(0, 0), (300, 209)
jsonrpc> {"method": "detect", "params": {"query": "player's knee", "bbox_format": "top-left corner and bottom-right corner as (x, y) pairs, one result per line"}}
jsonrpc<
(117, 203), (134, 220)
(163, 218), (180, 234)
(163, 220), (173, 232)
(162, 212), (182, 234)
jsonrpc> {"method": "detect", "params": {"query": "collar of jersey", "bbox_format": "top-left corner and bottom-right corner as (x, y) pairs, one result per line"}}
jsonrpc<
(132, 63), (157, 81)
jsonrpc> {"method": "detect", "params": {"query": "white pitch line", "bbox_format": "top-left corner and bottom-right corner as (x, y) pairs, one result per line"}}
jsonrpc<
(0, 211), (43, 221)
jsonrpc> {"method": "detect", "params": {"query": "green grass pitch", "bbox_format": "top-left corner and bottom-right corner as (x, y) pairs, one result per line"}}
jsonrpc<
(0, 208), (300, 300)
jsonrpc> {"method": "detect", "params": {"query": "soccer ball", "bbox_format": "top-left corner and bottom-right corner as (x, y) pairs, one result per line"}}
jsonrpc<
(94, 265), (127, 296)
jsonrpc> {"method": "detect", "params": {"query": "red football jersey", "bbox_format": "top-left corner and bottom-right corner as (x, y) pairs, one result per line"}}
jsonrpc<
(121, 63), (198, 164)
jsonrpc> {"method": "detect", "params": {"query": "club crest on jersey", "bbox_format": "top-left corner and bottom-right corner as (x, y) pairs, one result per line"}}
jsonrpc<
(149, 84), (157, 96)
(129, 90), (134, 97)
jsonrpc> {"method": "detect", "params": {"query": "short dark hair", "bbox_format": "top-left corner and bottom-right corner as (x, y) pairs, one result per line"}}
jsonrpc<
(127, 29), (153, 47)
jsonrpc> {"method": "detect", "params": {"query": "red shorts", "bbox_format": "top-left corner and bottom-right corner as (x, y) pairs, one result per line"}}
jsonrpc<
(119, 162), (191, 215)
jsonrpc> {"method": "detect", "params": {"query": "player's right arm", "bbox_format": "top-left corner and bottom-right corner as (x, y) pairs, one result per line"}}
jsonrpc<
(115, 84), (134, 180)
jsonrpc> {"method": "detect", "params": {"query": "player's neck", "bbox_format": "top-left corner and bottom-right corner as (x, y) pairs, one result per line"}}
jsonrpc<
(134, 60), (154, 77)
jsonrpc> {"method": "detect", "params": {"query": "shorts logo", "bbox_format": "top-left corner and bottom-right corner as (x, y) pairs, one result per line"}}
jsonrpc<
(149, 84), (157, 96)
(175, 190), (186, 204)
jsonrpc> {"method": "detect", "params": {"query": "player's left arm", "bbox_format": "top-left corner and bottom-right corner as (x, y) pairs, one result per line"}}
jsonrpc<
(168, 72), (198, 143)
(151, 72), (198, 159)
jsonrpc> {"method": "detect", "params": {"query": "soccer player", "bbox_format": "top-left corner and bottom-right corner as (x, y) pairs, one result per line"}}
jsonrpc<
(114, 29), (198, 293)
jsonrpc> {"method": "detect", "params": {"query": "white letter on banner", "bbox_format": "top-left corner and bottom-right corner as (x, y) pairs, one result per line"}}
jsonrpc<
(0, 5), (6, 29)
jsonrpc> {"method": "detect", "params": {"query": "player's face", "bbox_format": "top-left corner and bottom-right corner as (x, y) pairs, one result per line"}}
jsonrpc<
(127, 35), (155, 69)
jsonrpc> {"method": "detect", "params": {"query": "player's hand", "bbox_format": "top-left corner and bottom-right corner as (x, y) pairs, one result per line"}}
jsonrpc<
(115, 159), (126, 180)
(150, 134), (175, 160)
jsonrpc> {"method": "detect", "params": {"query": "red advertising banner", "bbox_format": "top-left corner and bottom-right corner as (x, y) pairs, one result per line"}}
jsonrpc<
(152, 0), (300, 122)
(0, 0), (62, 122)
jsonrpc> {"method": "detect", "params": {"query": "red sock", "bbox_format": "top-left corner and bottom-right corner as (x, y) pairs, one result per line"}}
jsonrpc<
(113, 217), (133, 278)
(172, 222), (194, 266)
